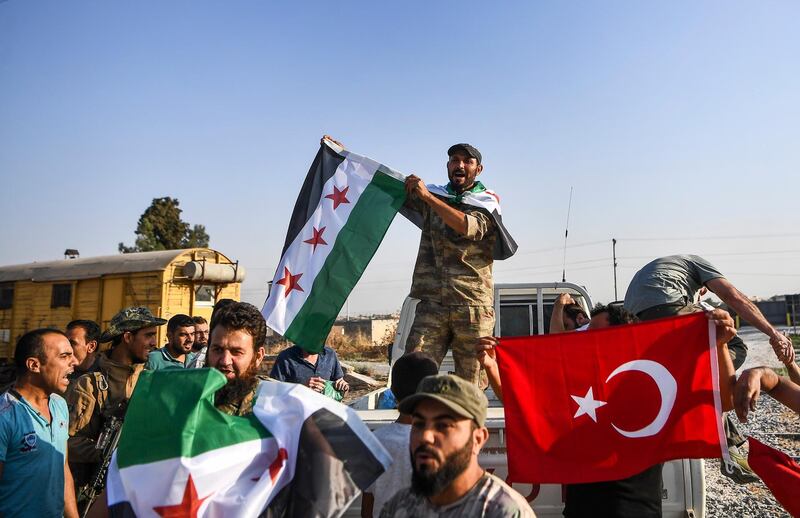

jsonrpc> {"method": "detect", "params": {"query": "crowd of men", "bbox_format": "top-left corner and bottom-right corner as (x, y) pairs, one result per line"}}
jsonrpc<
(2, 140), (799, 517)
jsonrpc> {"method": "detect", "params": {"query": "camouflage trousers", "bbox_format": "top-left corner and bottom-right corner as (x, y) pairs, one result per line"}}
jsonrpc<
(405, 300), (495, 386)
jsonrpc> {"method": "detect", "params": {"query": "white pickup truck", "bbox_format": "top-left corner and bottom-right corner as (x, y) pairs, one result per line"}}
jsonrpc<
(345, 282), (706, 518)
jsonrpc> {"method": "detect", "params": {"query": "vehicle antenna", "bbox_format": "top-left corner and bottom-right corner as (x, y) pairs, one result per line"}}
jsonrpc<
(562, 186), (573, 283)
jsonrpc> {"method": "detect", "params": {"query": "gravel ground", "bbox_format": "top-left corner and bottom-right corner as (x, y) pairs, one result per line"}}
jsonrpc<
(706, 394), (798, 517)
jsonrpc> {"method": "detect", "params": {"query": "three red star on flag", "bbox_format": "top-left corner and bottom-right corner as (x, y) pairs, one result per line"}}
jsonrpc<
(303, 226), (328, 251)
(153, 475), (210, 518)
(325, 185), (350, 209)
(276, 266), (304, 297)
(273, 183), (351, 301)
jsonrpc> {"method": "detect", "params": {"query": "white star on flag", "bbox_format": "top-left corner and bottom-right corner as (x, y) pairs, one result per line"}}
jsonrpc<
(571, 387), (607, 422)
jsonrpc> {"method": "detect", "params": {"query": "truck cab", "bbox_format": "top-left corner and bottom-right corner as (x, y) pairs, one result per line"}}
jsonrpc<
(347, 282), (706, 518)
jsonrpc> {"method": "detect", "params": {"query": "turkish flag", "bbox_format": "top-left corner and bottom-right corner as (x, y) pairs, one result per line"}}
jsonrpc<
(496, 313), (725, 484)
(747, 437), (800, 516)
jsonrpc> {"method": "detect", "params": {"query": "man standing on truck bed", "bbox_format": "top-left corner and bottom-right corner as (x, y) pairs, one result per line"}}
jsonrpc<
(402, 143), (517, 386)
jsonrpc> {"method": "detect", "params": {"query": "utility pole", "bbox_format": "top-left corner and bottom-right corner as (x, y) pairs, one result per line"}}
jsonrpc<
(612, 238), (618, 301)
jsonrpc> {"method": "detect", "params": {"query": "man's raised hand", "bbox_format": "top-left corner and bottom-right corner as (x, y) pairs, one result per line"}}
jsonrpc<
(475, 336), (499, 369)
(405, 174), (432, 201)
(321, 135), (345, 149)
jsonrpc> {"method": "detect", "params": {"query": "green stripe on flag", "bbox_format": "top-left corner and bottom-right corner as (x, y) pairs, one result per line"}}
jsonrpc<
(116, 368), (272, 469)
(285, 169), (406, 351)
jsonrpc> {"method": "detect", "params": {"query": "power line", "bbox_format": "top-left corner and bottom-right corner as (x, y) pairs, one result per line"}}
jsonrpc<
(618, 249), (800, 261)
(514, 239), (609, 257)
(617, 233), (800, 242)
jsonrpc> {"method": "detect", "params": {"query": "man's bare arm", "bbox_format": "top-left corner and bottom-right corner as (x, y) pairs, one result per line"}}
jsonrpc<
(784, 361), (800, 386)
(734, 367), (800, 421)
(706, 309), (738, 412)
(405, 175), (469, 235)
(476, 337), (503, 402)
(706, 277), (794, 363)
(550, 294), (575, 334)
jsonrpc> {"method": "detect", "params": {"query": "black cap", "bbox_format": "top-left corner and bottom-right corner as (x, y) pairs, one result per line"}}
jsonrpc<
(448, 143), (482, 164)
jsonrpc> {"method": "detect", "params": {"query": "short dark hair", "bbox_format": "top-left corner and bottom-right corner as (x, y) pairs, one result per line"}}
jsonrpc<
(391, 352), (439, 402)
(209, 302), (266, 350)
(591, 303), (638, 326)
(14, 328), (68, 375)
(167, 314), (195, 334)
(563, 303), (588, 323)
(210, 298), (237, 329)
(192, 315), (208, 326)
(66, 319), (101, 343)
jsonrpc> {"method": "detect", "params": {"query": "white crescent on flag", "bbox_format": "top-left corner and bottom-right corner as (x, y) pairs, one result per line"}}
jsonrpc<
(571, 359), (678, 439)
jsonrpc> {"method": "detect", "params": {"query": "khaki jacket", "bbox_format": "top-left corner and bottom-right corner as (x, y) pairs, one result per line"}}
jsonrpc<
(65, 354), (144, 465)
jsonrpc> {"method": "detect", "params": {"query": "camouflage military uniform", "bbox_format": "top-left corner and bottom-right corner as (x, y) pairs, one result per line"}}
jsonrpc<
(406, 192), (496, 385)
(64, 306), (165, 487)
(214, 379), (263, 417)
(65, 354), (144, 485)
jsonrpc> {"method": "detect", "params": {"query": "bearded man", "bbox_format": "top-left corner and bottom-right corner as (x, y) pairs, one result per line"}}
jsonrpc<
(379, 374), (534, 518)
(205, 302), (267, 416)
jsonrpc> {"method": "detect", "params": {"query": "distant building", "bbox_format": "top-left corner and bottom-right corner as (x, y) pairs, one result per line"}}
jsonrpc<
(333, 316), (399, 346)
(727, 294), (800, 327)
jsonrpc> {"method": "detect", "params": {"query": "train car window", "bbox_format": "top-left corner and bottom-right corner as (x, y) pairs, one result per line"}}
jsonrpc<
(51, 284), (72, 308)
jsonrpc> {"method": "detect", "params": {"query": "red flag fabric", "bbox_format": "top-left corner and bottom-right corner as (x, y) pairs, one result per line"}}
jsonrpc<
(747, 436), (800, 516)
(496, 313), (725, 484)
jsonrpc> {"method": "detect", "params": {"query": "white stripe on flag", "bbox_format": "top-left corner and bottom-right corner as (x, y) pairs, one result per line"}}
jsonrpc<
(263, 155), (378, 334)
(107, 437), (282, 518)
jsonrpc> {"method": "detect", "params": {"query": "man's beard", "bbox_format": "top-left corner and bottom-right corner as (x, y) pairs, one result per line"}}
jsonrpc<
(411, 436), (473, 497)
(214, 361), (259, 408)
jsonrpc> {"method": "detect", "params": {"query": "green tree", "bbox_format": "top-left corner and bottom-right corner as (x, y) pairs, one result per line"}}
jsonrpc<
(119, 197), (210, 253)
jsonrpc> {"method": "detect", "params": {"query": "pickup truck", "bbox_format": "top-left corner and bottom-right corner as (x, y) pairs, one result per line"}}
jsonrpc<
(345, 282), (706, 518)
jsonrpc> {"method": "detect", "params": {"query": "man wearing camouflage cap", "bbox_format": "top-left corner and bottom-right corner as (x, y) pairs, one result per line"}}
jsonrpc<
(402, 143), (516, 387)
(64, 307), (166, 500)
(380, 374), (535, 517)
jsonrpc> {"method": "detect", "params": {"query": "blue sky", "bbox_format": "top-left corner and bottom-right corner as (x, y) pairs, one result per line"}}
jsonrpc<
(1, 1), (798, 314)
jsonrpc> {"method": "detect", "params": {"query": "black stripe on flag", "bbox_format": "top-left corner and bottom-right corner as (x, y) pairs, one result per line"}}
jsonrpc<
(491, 209), (518, 260)
(281, 144), (346, 256)
(264, 407), (386, 518)
(108, 501), (136, 518)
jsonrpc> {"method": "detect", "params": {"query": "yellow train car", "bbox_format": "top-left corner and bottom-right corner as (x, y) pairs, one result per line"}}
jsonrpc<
(0, 248), (245, 360)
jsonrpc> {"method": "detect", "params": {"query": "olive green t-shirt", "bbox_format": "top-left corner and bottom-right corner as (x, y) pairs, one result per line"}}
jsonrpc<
(624, 255), (724, 315)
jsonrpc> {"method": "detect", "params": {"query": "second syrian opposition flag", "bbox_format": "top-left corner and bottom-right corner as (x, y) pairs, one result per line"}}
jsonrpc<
(496, 313), (727, 484)
(106, 369), (391, 517)
(262, 140), (406, 351)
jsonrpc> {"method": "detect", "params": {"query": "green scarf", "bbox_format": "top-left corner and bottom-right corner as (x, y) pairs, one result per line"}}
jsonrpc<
(445, 181), (486, 204)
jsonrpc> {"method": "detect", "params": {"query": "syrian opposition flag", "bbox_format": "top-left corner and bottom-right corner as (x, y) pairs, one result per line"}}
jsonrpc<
(262, 140), (407, 351)
(106, 369), (391, 517)
(496, 313), (727, 484)
(400, 181), (517, 260)
(747, 436), (800, 516)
